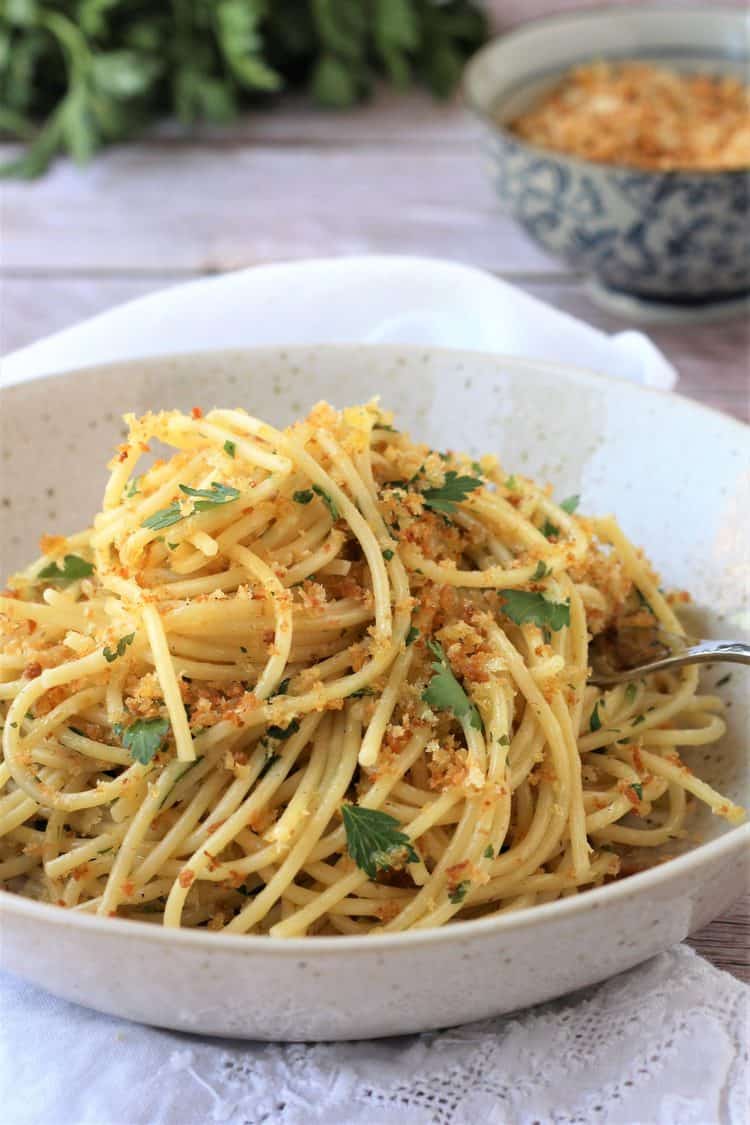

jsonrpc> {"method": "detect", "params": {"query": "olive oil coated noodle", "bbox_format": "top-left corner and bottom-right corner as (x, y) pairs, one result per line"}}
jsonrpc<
(0, 402), (743, 935)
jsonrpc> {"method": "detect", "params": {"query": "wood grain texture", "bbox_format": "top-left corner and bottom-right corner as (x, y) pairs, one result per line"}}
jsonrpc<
(0, 37), (747, 980)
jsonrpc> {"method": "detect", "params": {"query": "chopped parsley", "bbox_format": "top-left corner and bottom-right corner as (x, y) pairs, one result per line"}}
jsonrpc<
(448, 880), (470, 904)
(483, 844), (494, 859)
(589, 701), (602, 732)
(38, 554), (94, 585)
(142, 481), (240, 530)
(266, 719), (300, 741)
(178, 482), (240, 509)
(540, 518), (559, 539)
(312, 484), (339, 521)
(293, 489), (314, 505)
(349, 686), (376, 699)
(103, 633), (135, 663)
(470, 461), (483, 476)
(625, 682), (638, 703)
(341, 804), (418, 880)
(272, 678), (290, 697)
(497, 734), (510, 746)
(716, 674), (732, 688)
(498, 590), (570, 631)
(223, 440), (236, 458)
(382, 548), (394, 561)
(421, 471), (482, 515)
(422, 639), (482, 731)
(630, 782), (643, 801)
(405, 625), (420, 646)
(504, 475), (517, 490)
(559, 494), (580, 514)
(632, 714), (645, 726)
(113, 716), (170, 765)
(123, 476), (141, 499)
(532, 561), (550, 580)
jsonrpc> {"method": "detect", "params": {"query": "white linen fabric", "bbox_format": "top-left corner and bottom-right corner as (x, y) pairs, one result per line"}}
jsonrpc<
(0, 946), (746, 1125)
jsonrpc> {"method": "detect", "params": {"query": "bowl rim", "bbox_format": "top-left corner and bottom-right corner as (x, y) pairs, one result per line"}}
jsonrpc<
(462, 3), (750, 181)
(0, 342), (747, 957)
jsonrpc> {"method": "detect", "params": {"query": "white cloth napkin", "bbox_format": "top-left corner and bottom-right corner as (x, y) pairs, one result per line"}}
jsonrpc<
(1, 258), (744, 1125)
(1, 946), (746, 1124)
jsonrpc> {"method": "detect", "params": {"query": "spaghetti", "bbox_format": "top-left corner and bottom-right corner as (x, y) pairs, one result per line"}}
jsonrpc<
(0, 402), (744, 936)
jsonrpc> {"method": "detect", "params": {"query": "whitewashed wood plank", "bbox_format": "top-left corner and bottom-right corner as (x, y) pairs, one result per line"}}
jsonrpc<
(0, 142), (561, 274)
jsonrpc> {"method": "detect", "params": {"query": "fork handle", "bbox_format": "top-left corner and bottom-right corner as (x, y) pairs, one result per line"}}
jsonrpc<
(590, 639), (750, 685)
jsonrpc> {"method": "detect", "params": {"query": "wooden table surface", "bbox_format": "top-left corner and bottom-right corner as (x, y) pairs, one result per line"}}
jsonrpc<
(0, 72), (747, 981)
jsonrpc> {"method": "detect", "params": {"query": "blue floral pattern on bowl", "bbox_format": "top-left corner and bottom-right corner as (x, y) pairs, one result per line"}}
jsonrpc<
(485, 132), (750, 302)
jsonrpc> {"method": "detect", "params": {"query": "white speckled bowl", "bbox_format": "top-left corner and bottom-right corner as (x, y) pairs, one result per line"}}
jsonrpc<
(0, 346), (747, 1040)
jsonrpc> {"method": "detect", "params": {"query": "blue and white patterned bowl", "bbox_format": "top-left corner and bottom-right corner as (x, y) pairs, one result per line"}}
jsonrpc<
(464, 6), (750, 310)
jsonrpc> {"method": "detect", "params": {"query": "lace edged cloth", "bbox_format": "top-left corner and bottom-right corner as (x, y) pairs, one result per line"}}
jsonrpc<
(1, 944), (746, 1125)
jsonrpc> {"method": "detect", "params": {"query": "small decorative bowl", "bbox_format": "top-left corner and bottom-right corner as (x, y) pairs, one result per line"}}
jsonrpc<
(464, 6), (750, 319)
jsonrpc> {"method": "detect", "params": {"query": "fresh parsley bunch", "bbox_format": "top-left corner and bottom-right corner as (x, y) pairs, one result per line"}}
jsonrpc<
(0, 0), (487, 178)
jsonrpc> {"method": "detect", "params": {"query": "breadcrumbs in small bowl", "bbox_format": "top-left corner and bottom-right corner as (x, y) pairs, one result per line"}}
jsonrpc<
(464, 7), (750, 316)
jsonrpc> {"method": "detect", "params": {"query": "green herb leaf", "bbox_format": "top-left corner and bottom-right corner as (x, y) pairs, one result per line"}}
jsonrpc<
(422, 639), (482, 730)
(38, 554), (94, 585)
(179, 481), (240, 510)
(559, 494), (580, 514)
(312, 484), (339, 521)
(349, 687), (376, 698)
(293, 490), (314, 504)
(630, 781), (643, 800)
(142, 501), (183, 531)
(448, 880), (470, 904)
(531, 561), (550, 580)
(114, 716), (169, 765)
(540, 519), (559, 539)
(504, 475), (517, 490)
(272, 677), (290, 697)
(589, 700), (602, 732)
(497, 735), (510, 746)
(266, 719), (300, 741)
(405, 625), (419, 646)
(382, 548), (394, 561)
(625, 682), (638, 703)
(124, 476), (141, 499)
(341, 804), (418, 880)
(421, 471), (482, 515)
(223, 440), (236, 458)
(103, 633), (135, 663)
(716, 673), (732, 688)
(483, 844), (494, 859)
(498, 590), (570, 631)
(632, 714), (645, 726)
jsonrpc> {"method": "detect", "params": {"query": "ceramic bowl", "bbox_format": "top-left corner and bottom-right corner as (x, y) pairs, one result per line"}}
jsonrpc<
(464, 7), (750, 313)
(0, 345), (748, 1040)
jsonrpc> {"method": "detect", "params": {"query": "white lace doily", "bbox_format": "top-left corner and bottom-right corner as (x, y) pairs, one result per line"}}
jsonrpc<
(1, 944), (746, 1125)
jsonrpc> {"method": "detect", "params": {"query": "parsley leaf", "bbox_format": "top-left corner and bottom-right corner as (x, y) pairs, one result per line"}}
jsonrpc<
(422, 639), (482, 730)
(142, 501), (184, 531)
(179, 481), (240, 509)
(498, 590), (570, 631)
(716, 673), (732, 688)
(541, 518), (559, 539)
(382, 548), (394, 561)
(625, 682), (638, 703)
(341, 804), (418, 880)
(630, 782), (643, 800)
(421, 471), (482, 515)
(124, 476), (141, 499)
(483, 844), (494, 859)
(38, 555), (94, 585)
(405, 625), (420, 646)
(143, 481), (240, 530)
(266, 719), (300, 741)
(312, 484), (339, 521)
(448, 880), (470, 904)
(532, 561), (550, 580)
(589, 701), (602, 732)
(114, 717), (169, 765)
(293, 490), (314, 504)
(504, 475), (517, 490)
(559, 494), (580, 514)
(223, 440), (236, 458)
(103, 633), (135, 663)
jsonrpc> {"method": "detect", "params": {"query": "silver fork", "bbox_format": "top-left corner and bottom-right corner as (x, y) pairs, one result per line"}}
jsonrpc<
(588, 637), (750, 687)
